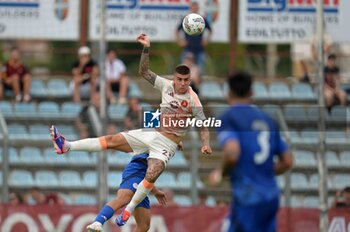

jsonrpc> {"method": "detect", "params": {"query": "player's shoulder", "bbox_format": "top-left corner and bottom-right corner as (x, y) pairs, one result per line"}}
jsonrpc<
(188, 87), (202, 106)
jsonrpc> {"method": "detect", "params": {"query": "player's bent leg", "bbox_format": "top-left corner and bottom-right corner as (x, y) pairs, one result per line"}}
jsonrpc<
(87, 189), (134, 231)
(50, 126), (133, 154)
(133, 208), (151, 232)
(117, 158), (164, 227)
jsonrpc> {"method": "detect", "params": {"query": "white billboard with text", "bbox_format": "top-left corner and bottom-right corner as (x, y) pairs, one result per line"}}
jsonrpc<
(89, 0), (230, 42)
(239, 0), (350, 43)
(0, 0), (80, 40)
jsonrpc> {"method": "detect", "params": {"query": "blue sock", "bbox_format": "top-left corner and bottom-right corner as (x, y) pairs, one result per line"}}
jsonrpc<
(95, 205), (115, 225)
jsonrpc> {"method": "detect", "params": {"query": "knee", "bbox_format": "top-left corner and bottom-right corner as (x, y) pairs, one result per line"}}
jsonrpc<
(137, 222), (150, 232)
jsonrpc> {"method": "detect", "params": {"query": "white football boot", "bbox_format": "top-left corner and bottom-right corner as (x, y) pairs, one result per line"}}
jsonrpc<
(86, 221), (103, 232)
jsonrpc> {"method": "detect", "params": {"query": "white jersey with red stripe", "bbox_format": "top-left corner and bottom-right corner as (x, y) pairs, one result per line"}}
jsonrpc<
(154, 75), (206, 137)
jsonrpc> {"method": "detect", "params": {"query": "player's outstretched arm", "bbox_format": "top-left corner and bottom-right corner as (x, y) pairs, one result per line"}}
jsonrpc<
(137, 33), (157, 86)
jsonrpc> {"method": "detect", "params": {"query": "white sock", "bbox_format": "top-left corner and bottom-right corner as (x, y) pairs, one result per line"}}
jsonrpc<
(67, 138), (106, 152)
(125, 179), (153, 213)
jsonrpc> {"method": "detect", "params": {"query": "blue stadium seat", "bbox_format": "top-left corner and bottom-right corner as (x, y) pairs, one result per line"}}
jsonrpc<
(128, 82), (143, 98)
(108, 151), (132, 165)
(156, 172), (177, 188)
(108, 171), (123, 188)
(9, 147), (20, 164)
(206, 196), (217, 206)
(276, 176), (285, 188)
(306, 106), (329, 122)
(10, 170), (34, 187)
(108, 104), (128, 120)
(177, 172), (202, 188)
(334, 174), (350, 189)
(8, 124), (28, 140)
(29, 124), (50, 140)
(291, 173), (309, 190)
(174, 195), (192, 206)
(289, 131), (301, 144)
(14, 103), (37, 117)
(253, 82), (269, 99)
(340, 152), (350, 167)
(38, 101), (60, 118)
(74, 194), (96, 205)
(326, 131), (347, 144)
(328, 106), (348, 122)
(309, 174), (333, 190)
(35, 170), (59, 187)
(300, 129), (319, 144)
(47, 79), (71, 97)
(139, 102), (153, 111)
(59, 171), (82, 187)
(325, 151), (340, 167)
(291, 83), (315, 100)
(30, 79), (48, 97)
(269, 83), (292, 100)
(61, 102), (82, 118)
(43, 147), (67, 164)
(261, 104), (281, 119)
(0, 101), (13, 117)
(60, 193), (73, 205)
(200, 82), (224, 100)
(303, 196), (319, 208)
(168, 151), (187, 167)
(291, 196), (303, 208)
(82, 171), (97, 187)
(20, 147), (44, 164)
(67, 151), (93, 165)
(294, 150), (316, 167)
(283, 105), (308, 122)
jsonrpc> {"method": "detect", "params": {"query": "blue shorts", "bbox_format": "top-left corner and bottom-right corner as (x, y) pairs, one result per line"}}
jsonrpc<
(227, 197), (279, 232)
(119, 175), (150, 209)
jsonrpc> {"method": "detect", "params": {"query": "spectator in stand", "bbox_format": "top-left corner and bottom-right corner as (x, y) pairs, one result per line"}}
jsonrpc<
(0, 47), (32, 102)
(124, 97), (142, 130)
(9, 192), (24, 206)
(176, 1), (212, 74)
(332, 187), (350, 208)
(71, 46), (98, 103)
(24, 187), (64, 205)
(324, 54), (347, 110)
(105, 49), (129, 104)
(183, 52), (201, 94)
(76, 92), (118, 138)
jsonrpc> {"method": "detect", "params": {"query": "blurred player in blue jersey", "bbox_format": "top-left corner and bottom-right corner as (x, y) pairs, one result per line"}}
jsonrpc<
(86, 153), (167, 232)
(211, 72), (293, 232)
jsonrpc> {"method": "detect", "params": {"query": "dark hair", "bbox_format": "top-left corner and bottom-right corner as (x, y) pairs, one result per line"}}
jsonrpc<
(227, 71), (253, 98)
(175, 64), (190, 75)
(11, 47), (19, 52)
(328, 54), (336, 60)
(107, 48), (116, 54)
(343, 186), (350, 193)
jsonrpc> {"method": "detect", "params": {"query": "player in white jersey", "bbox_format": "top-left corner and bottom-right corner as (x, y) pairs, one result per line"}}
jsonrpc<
(50, 33), (212, 227)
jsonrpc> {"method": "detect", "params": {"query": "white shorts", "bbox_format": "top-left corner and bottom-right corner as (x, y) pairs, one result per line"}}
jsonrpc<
(121, 128), (178, 166)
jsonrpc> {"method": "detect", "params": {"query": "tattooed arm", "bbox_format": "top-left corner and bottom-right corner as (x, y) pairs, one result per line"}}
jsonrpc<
(137, 34), (157, 85)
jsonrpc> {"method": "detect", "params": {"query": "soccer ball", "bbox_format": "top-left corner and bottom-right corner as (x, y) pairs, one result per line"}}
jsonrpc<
(182, 13), (205, 36)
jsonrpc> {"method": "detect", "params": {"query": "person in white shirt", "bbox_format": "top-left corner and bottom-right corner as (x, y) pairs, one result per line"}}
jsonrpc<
(105, 49), (129, 104)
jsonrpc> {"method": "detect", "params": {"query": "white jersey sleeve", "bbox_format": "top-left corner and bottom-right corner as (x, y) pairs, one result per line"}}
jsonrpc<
(154, 75), (171, 91)
(189, 88), (206, 120)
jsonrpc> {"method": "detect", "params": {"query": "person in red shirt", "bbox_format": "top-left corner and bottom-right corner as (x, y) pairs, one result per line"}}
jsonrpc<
(0, 47), (32, 102)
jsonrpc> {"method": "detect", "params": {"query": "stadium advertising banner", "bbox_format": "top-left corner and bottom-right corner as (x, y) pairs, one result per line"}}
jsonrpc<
(0, 0), (79, 40)
(89, 0), (230, 42)
(238, 0), (350, 43)
(1, 205), (350, 232)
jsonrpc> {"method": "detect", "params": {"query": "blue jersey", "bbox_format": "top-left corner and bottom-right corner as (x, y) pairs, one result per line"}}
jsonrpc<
(217, 104), (288, 205)
(122, 153), (148, 179)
